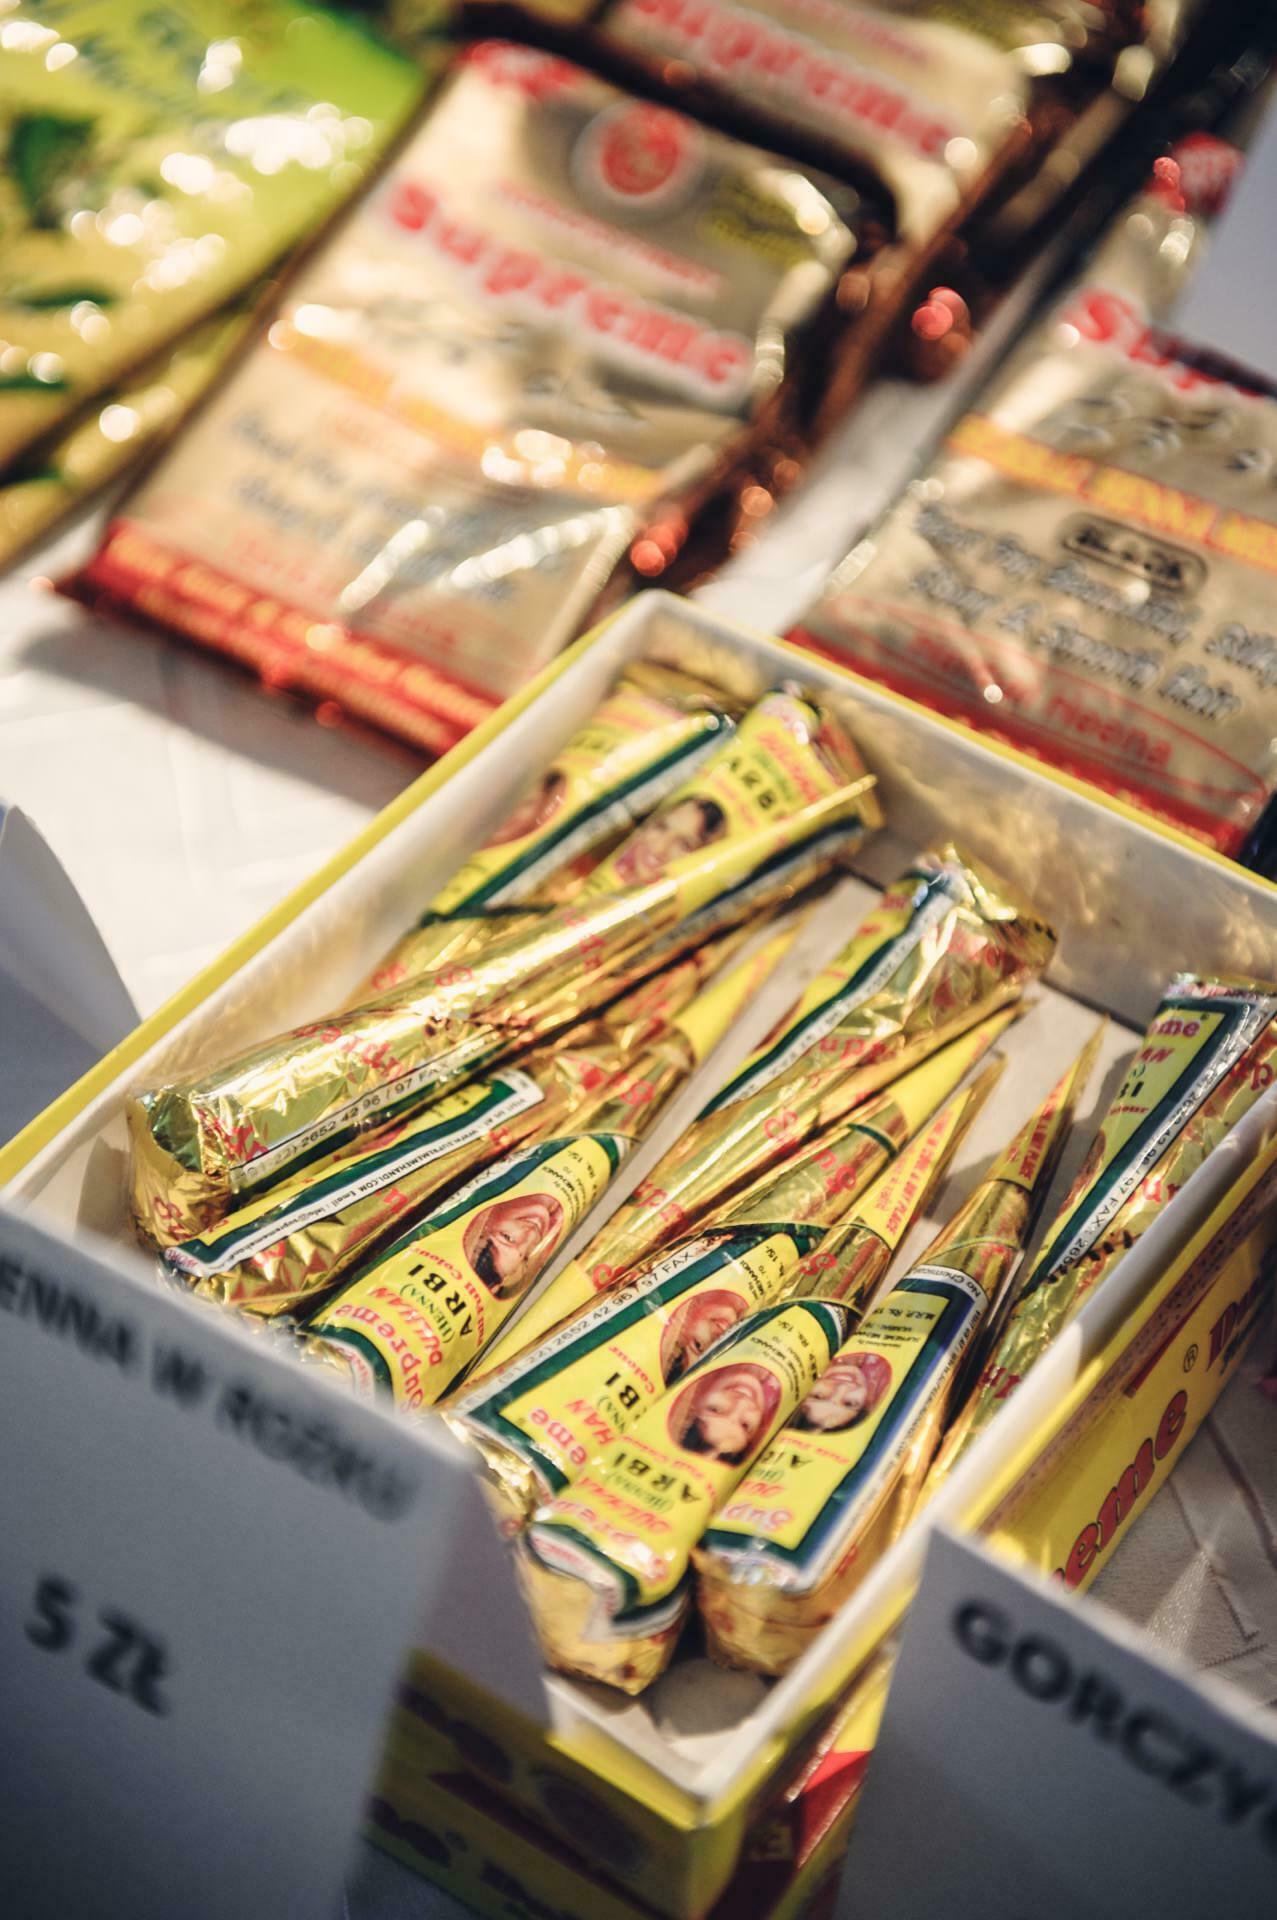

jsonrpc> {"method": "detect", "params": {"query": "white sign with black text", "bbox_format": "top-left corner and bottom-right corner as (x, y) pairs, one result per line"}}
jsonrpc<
(0, 1207), (461, 1920)
(840, 1526), (1277, 1919)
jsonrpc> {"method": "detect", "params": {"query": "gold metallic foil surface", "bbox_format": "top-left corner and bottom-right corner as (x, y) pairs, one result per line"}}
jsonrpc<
(160, 913), (799, 1318)
(448, 1068), (990, 1526)
(520, 1004), (1019, 1347)
(305, 1130), (634, 1407)
(354, 663), (737, 1000)
(72, 40), (856, 749)
(797, 1072), (996, 1312)
(695, 1036), (1094, 1672)
(519, 1297), (853, 1692)
(560, 849), (1054, 1290)
(933, 977), (1277, 1478)
(129, 695), (877, 1246)
(598, 0), (1031, 245)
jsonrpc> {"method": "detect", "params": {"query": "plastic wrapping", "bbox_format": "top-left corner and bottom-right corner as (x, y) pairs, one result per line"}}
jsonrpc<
(792, 134), (1277, 857)
(69, 40), (856, 751)
(0, 0), (423, 471)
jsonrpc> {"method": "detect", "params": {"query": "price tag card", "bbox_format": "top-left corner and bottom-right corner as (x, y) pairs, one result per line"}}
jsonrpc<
(840, 1526), (1277, 1920)
(0, 1207), (476, 1920)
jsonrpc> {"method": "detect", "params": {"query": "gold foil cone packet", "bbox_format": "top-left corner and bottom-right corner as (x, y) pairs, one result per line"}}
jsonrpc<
(448, 1072), (992, 1529)
(695, 1031), (1098, 1673)
(552, 849), (1055, 1300)
(129, 727), (878, 1247)
(797, 1071), (999, 1313)
(353, 662), (738, 1000)
(489, 1004), (1018, 1368)
(519, 1298), (854, 1693)
(302, 1131), (634, 1409)
(267, 925), (801, 1356)
(929, 977), (1277, 1490)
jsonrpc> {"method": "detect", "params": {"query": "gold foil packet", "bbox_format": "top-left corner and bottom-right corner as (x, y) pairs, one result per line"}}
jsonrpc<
(930, 975), (1277, 1484)
(796, 1075), (993, 1313)
(355, 661), (737, 998)
(595, 0), (1033, 247)
(696, 1032), (1097, 1674)
(304, 1131), (633, 1407)
(129, 691), (877, 1245)
(519, 1297), (854, 1693)
(68, 41), (856, 750)
(555, 849), (1054, 1293)
(163, 916), (801, 1320)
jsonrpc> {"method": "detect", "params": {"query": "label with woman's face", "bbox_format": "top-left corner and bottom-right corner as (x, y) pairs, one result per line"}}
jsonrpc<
(166, 1070), (547, 1313)
(523, 1298), (850, 1619)
(451, 1223), (823, 1505)
(700, 1264), (988, 1594)
(585, 688), (862, 908)
(306, 1132), (627, 1408)
(426, 671), (730, 916)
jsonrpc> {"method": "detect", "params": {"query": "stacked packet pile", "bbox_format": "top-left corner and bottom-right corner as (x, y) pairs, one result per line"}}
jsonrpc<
(134, 660), (882, 1398)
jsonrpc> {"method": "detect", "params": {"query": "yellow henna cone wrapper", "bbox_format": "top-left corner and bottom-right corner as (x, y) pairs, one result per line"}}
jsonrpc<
(166, 926), (799, 1325)
(303, 1131), (632, 1409)
(931, 979), (1277, 1487)
(129, 755), (878, 1247)
(355, 663), (737, 998)
(519, 1298), (854, 1694)
(446, 1038), (964, 1525)
(561, 851), (1055, 1291)
(698, 845), (1051, 1117)
(163, 1067), (556, 1320)
(796, 1068), (999, 1313)
(551, 996), (1026, 1323)
(694, 1030), (1100, 1674)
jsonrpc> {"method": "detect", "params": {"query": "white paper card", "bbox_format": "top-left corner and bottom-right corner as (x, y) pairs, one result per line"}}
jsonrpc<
(0, 1207), (448, 1920)
(840, 1526), (1277, 1919)
(0, 804), (138, 1139)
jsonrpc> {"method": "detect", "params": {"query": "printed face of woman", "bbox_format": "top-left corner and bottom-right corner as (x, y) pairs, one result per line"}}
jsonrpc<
(687, 1370), (768, 1461)
(798, 1359), (873, 1432)
(613, 799), (723, 887)
(464, 1192), (563, 1298)
(488, 771), (565, 847)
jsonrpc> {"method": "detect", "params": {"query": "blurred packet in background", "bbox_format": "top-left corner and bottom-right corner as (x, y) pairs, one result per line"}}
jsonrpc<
(791, 122), (1277, 864)
(0, 0), (425, 474)
(0, 287), (262, 567)
(66, 40), (857, 755)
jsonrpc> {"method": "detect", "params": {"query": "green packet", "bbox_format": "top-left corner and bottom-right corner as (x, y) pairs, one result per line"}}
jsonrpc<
(0, 0), (426, 472)
(0, 285), (261, 564)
